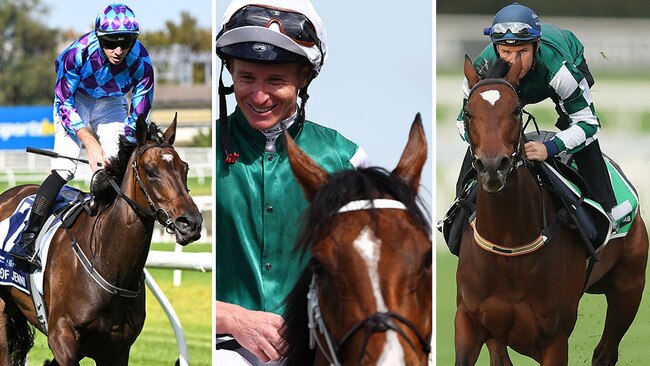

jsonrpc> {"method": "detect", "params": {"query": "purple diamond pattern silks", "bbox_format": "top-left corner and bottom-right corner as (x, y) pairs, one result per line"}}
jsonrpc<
(54, 31), (154, 138)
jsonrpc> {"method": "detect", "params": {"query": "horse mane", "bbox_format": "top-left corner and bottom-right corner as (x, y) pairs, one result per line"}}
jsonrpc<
(90, 135), (136, 206)
(478, 57), (511, 79)
(282, 166), (431, 365)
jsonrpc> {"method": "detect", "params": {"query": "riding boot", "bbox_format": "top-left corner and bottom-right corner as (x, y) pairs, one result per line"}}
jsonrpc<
(455, 147), (476, 197)
(9, 171), (67, 269)
(573, 140), (617, 213)
(438, 148), (477, 255)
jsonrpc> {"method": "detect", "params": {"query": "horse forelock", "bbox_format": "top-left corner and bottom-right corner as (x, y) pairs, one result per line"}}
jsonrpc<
(294, 167), (430, 256)
(282, 166), (431, 364)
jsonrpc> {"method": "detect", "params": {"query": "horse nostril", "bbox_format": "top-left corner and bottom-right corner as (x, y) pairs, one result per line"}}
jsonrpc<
(497, 156), (511, 172)
(174, 216), (192, 232)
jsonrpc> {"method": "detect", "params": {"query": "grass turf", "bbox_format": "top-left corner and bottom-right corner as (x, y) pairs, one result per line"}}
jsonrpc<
(436, 250), (650, 364)
(24, 243), (211, 365)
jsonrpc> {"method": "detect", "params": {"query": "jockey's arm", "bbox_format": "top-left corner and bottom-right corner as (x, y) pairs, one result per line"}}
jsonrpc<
(76, 128), (105, 172)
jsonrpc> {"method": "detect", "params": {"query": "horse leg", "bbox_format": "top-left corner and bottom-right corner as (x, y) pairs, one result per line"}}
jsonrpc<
(486, 339), (512, 366)
(48, 317), (80, 366)
(455, 305), (484, 366)
(95, 349), (130, 366)
(591, 273), (645, 365)
(0, 294), (34, 366)
(538, 333), (568, 366)
(0, 299), (11, 366)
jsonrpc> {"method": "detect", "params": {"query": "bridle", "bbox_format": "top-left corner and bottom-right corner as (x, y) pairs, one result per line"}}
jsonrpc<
(107, 141), (178, 234)
(462, 78), (525, 177)
(306, 199), (431, 366)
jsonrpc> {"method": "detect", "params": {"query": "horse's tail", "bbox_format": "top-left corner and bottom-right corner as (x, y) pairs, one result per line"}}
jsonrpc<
(6, 309), (34, 366)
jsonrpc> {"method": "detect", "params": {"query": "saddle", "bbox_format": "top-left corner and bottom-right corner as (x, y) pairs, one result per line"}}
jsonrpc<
(439, 131), (638, 256)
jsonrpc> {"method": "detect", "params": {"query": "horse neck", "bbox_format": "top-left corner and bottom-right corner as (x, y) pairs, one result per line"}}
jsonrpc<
(475, 166), (548, 244)
(96, 164), (155, 285)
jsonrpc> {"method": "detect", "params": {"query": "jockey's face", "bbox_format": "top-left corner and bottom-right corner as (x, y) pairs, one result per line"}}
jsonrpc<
(496, 41), (538, 80)
(103, 46), (129, 65)
(230, 59), (309, 131)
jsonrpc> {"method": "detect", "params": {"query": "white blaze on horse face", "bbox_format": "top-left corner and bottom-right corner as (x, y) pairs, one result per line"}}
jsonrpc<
(161, 154), (174, 163)
(480, 89), (501, 106)
(353, 226), (406, 365)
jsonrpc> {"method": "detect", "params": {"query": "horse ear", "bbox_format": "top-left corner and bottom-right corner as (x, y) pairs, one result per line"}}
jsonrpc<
(464, 55), (480, 89)
(285, 131), (329, 202)
(135, 115), (148, 146)
(392, 113), (427, 193)
(505, 53), (522, 87)
(163, 112), (177, 145)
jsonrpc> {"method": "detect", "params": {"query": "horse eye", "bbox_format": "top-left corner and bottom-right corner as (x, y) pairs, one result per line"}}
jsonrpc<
(144, 167), (158, 178)
(422, 249), (432, 271)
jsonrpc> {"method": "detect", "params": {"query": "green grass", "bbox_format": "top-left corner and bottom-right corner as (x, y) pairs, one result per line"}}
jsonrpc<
(436, 250), (650, 364)
(0, 176), (211, 196)
(25, 242), (212, 365)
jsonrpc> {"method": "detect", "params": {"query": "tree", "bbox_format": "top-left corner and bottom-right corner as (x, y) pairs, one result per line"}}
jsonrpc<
(139, 12), (211, 52)
(0, 0), (58, 105)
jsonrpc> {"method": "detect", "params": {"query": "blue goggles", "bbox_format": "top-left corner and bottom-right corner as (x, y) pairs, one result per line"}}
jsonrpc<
(484, 22), (541, 41)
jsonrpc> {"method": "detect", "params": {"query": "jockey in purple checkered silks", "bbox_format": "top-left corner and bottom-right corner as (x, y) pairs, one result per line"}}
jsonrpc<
(9, 2), (155, 269)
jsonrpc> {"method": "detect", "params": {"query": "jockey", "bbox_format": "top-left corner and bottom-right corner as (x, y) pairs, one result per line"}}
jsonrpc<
(456, 3), (616, 210)
(9, 3), (154, 269)
(215, 0), (370, 363)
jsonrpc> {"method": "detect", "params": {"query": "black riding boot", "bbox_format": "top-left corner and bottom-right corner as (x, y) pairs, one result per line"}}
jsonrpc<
(573, 140), (617, 213)
(9, 171), (67, 269)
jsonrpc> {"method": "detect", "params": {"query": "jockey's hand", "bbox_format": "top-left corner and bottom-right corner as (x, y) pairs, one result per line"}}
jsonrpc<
(216, 301), (288, 362)
(77, 128), (106, 172)
(524, 141), (548, 161)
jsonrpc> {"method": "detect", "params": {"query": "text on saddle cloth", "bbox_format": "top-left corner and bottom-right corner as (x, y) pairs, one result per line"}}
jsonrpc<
(0, 187), (91, 295)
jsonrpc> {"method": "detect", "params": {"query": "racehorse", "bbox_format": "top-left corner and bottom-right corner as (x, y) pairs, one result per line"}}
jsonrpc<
(455, 55), (649, 365)
(281, 115), (432, 365)
(0, 115), (202, 365)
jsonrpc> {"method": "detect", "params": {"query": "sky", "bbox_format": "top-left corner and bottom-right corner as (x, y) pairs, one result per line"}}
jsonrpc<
(40, 0), (211, 33)
(216, 0), (434, 210)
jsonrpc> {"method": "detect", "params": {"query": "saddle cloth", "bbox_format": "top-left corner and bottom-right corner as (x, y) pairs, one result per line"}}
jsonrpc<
(0, 186), (89, 295)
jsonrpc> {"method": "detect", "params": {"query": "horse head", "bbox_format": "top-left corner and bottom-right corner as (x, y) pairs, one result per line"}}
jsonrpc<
(283, 115), (431, 365)
(129, 114), (203, 245)
(463, 54), (524, 193)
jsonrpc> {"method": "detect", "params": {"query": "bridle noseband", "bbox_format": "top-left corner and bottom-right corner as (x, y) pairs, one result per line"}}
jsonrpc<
(307, 199), (431, 366)
(463, 78), (525, 177)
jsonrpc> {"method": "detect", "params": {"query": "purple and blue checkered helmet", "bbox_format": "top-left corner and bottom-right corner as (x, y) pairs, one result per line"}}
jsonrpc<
(95, 3), (139, 36)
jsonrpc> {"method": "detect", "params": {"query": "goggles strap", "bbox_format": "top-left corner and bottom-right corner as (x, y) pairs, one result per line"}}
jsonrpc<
(297, 83), (310, 127)
(218, 63), (238, 164)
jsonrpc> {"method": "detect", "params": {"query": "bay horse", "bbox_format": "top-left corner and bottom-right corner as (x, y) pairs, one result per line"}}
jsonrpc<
(455, 55), (648, 365)
(0, 115), (202, 365)
(282, 115), (432, 365)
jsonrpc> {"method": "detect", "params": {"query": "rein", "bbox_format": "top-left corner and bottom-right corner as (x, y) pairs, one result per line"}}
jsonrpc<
(65, 142), (177, 299)
(307, 198), (431, 365)
(108, 142), (177, 233)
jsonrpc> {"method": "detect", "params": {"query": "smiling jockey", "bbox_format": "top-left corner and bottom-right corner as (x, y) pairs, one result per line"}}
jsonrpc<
(9, 3), (154, 269)
(215, 0), (371, 364)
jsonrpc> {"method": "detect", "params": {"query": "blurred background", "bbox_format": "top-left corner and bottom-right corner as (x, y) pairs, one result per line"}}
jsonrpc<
(0, 1), (212, 365)
(437, 1), (650, 364)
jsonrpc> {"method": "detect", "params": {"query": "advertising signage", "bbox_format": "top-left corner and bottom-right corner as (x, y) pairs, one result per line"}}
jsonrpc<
(0, 106), (54, 150)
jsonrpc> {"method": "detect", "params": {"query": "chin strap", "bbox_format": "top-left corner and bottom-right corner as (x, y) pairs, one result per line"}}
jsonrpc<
(218, 63), (238, 164)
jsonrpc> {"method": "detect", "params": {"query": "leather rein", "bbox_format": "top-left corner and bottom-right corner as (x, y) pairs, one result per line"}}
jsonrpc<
(65, 141), (178, 299)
